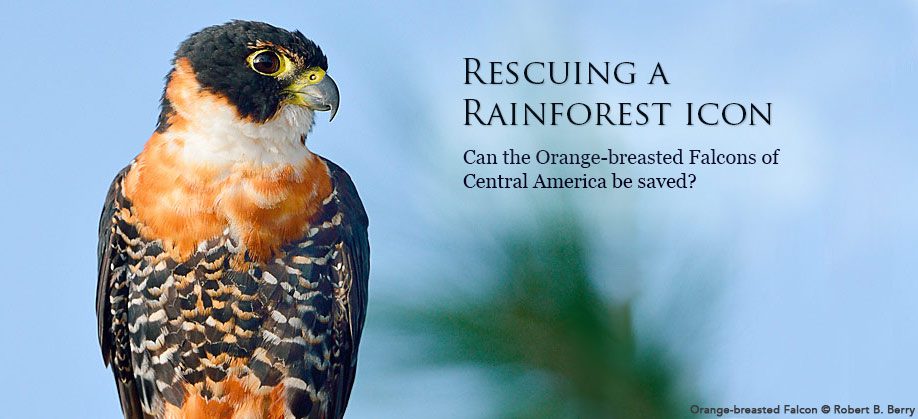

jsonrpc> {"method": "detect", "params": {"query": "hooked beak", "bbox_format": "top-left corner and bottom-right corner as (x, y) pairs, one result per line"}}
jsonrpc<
(287, 73), (340, 121)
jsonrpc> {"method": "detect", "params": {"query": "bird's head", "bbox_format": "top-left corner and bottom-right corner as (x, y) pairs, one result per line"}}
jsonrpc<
(156, 20), (339, 157)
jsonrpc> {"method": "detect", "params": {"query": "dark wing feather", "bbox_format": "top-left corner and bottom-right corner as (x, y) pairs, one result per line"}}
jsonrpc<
(322, 159), (370, 419)
(96, 166), (148, 419)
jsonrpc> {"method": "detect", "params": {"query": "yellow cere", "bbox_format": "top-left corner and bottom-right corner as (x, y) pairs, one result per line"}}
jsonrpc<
(282, 66), (328, 106)
(299, 67), (326, 86)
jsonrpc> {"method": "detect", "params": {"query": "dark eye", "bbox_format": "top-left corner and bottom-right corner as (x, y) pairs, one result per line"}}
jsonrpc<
(251, 51), (281, 75)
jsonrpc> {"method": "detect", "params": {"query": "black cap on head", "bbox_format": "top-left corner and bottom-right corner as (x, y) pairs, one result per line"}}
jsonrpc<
(158, 20), (328, 129)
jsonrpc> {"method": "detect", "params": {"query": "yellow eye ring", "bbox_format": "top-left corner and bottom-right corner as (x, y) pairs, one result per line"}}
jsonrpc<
(246, 50), (290, 77)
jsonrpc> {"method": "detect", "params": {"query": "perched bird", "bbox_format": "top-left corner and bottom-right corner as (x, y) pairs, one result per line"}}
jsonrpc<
(96, 21), (369, 419)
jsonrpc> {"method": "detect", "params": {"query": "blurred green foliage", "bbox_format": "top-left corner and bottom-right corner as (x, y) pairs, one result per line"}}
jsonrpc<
(392, 214), (696, 418)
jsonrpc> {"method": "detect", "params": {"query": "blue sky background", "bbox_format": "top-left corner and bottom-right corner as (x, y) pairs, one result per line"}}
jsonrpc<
(1, 1), (917, 418)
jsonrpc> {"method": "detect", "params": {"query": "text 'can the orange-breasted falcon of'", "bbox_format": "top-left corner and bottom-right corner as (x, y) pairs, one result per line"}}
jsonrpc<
(96, 21), (369, 419)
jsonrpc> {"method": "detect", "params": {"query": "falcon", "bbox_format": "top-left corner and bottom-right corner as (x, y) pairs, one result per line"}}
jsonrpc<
(96, 21), (369, 419)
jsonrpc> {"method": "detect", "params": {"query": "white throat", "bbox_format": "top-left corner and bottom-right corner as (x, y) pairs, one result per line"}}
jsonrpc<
(168, 101), (315, 167)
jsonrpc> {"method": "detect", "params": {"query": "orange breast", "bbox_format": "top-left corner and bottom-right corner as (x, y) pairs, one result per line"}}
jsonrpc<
(122, 132), (332, 263)
(162, 380), (287, 419)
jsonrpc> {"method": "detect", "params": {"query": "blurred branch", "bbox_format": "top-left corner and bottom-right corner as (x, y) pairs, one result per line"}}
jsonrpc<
(388, 211), (698, 419)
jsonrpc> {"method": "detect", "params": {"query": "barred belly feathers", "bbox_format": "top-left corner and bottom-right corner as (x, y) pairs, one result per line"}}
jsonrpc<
(97, 21), (368, 419)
